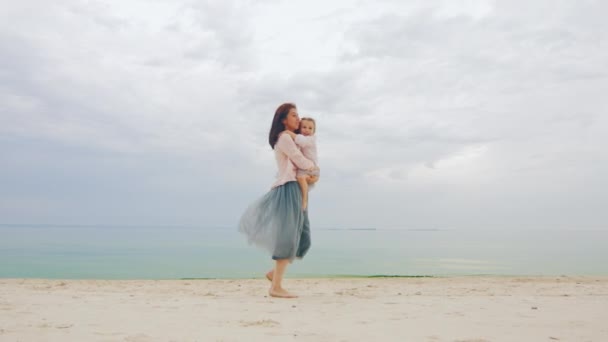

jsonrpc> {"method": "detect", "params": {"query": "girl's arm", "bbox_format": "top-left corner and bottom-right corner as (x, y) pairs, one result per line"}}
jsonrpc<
(276, 133), (315, 170)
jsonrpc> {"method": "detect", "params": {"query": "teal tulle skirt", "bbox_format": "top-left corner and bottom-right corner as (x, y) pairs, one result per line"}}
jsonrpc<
(238, 181), (311, 260)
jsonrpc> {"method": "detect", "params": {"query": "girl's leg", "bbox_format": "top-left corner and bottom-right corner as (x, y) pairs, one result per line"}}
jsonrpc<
(297, 176), (309, 210)
(269, 259), (297, 298)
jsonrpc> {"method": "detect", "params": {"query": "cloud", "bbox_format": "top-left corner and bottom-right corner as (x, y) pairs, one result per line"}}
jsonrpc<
(181, 0), (258, 69)
(1, 0), (607, 229)
(0, 1), (264, 157)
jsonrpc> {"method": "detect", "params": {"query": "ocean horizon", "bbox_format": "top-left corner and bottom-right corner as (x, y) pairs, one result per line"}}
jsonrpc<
(1, 224), (607, 280)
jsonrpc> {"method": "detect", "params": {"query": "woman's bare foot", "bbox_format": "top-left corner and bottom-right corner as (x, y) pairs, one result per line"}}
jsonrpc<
(269, 287), (298, 298)
(265, 270), (273, 281)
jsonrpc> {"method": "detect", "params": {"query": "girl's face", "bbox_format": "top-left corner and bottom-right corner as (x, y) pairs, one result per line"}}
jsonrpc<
(282, 108), (300, 131)
(299, 120), (315, 136)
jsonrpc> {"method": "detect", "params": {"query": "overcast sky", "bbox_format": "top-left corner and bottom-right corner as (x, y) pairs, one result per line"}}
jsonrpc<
(1, 0), (607, 230)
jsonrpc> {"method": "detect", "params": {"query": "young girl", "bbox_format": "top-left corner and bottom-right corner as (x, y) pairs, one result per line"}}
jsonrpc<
(283, 117), (319, 210)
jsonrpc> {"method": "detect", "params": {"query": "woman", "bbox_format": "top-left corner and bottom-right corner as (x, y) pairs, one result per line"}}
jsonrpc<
(239, 103), (318, 298)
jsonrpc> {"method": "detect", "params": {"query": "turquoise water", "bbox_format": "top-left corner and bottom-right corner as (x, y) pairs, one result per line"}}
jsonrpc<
(1, 224), (607, 279)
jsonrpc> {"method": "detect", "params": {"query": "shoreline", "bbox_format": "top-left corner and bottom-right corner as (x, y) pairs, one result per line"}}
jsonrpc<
(3, 273), (608, 281)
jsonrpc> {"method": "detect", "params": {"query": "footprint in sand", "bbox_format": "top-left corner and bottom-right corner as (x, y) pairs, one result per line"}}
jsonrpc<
(94, 332), (123, 336)
(0, 304), (13, 311)
(240, 319), (280, 327)
(124, 333), (153, 342)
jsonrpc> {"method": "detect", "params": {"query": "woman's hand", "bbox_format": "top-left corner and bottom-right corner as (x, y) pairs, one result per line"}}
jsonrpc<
(281, 130), (297, 140)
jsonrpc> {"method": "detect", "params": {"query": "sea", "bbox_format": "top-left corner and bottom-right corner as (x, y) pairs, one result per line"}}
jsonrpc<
(1, 224), (607, 279)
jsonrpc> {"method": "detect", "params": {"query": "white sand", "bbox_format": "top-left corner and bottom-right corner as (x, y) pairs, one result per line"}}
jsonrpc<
(1, 276), (607, 341)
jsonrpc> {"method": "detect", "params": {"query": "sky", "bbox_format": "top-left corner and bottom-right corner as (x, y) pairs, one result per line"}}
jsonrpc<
(1, 0), (607, 230)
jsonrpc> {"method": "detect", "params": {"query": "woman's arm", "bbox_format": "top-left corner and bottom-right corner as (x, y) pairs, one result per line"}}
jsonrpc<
(282, 130), (315, 148)
(276, 133), (315, 170)
(294, 134), (315, 148)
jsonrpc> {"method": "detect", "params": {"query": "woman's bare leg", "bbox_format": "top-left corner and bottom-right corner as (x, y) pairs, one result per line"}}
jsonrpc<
(269, 259), (297, 298)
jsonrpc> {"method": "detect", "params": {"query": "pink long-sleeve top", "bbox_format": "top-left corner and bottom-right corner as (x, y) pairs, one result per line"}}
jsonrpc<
(271, 133), (315, 189)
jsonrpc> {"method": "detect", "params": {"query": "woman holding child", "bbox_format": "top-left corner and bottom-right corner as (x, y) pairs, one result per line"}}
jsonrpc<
(238, 102), (319, 298)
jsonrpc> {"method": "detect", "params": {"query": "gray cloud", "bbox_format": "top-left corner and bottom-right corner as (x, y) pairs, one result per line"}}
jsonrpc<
(68, 1), (132, 30)
(180, 1), (258, 70)
(1, 0), (606, 229)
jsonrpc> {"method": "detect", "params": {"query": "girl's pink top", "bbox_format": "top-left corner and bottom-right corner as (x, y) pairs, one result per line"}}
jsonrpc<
(271, 133), (315, 188)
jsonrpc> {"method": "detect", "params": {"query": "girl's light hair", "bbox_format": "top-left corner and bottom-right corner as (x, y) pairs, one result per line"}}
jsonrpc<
(300, 117), (316, 133)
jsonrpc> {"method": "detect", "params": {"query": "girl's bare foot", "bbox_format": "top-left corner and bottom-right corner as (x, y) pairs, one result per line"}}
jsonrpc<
(265, 270), (273, 281)
(269, 287), (298, 298)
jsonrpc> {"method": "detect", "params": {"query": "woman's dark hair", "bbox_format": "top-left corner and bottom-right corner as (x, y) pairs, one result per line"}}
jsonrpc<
(269, 103), (296, 149)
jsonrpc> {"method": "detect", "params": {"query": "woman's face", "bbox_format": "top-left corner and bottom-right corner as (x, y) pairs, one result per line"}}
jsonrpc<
(282, 108), (300, 131)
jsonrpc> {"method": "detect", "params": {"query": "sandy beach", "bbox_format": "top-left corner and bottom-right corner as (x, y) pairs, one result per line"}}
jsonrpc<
(1, 276), (607, 341)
